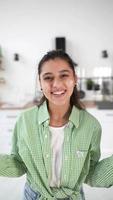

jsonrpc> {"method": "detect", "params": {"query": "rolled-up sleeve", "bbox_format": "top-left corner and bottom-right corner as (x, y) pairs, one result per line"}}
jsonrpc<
(85, 124), (113, 187)
(0, 118), (27, 177)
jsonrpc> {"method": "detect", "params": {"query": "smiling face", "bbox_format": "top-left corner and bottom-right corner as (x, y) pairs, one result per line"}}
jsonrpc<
(39, 58), (77, 107)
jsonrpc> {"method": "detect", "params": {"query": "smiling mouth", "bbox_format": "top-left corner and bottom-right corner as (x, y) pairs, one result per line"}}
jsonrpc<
(51, 90), (66, 96)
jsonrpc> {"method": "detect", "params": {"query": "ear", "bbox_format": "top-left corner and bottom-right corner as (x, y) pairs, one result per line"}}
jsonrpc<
(74, 73), (78, 85)
(39, 81), (42, 91)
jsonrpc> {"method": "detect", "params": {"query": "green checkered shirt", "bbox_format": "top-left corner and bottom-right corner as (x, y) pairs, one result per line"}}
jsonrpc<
(0, 101), (113, 199)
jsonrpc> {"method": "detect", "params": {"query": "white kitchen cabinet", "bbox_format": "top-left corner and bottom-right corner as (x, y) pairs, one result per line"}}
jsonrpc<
(87, 108), (113, 158)
(0, 110), (22, 153)
(0, 109), (26, 200)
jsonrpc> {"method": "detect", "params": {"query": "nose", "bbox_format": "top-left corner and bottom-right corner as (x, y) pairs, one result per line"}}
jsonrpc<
(52, 77), (63, 88)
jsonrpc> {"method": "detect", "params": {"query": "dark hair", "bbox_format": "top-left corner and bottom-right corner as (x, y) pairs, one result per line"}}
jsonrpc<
(37, 50), (85, 109)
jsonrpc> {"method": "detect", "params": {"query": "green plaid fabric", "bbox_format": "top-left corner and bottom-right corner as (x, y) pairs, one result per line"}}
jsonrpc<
(0, 101), (113, 200)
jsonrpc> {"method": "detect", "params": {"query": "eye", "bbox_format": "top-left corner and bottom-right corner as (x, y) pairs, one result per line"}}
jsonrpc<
(43, 76), (53, 81)
(60, 74), (69, 78)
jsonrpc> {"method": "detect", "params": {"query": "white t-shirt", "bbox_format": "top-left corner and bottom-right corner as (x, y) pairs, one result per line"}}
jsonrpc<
(49, 124), (67, 187)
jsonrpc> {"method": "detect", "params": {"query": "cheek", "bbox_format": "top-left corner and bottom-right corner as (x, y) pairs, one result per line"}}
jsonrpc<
(66, 80), (75, 89)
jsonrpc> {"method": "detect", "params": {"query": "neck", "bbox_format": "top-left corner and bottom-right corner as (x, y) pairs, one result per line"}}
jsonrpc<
(48, 102), (72, 127)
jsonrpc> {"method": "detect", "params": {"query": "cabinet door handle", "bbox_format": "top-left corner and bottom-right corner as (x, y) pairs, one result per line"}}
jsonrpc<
(7, 115), (17, 118)
(8, 129), (13, 132)
(106, 113), (113, 117)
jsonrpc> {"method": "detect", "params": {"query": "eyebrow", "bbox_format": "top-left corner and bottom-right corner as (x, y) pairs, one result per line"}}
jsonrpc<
(59, 70), (71, 73)
(42, 70), (71, 77)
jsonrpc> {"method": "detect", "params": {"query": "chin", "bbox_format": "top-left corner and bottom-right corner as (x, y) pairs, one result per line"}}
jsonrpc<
(50, 99), (70, 106)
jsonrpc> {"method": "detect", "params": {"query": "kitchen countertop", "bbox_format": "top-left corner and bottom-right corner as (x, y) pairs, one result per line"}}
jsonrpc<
(0, 100), (97, 110)
(82, 100), (97, 108)
(0, 101), (35, 110)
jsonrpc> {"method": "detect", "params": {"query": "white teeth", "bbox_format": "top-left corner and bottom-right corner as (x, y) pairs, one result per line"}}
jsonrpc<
(53, 91), (65, 95)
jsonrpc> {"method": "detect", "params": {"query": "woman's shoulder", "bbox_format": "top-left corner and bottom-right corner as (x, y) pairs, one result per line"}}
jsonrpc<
(80, 108), (101, 130)
(23, 105), (38, 114)
(17, 105), (39, 122)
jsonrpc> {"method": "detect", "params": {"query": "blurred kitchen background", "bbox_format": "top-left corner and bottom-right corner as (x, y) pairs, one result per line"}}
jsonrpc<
(0, 0), (113, 199)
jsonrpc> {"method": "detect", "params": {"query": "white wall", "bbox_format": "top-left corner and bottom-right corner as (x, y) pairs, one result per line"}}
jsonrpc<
(0, 0), (113, 104)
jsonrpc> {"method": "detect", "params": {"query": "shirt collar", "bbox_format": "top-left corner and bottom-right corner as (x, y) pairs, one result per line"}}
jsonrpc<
(38, 101), (80, 128)
(69, 105), (80, 128)
(38, 101), (50, 125)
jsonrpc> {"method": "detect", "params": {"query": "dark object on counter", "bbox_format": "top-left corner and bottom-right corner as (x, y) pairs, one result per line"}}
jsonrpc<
(94, 83), (100, 91)
(86, 78), (94, 90)
(102, 81), (110, 95)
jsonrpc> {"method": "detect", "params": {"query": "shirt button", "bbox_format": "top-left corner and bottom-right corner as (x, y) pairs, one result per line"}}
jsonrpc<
(45, 120), (49, 125)
(46, 154), (49, 158)
(66, 123), (69, 128)
(67, 137), (69, 141)
(65, 156), (68, 161)
(64, 174), (66, 178)
(45, 134), (47, 138)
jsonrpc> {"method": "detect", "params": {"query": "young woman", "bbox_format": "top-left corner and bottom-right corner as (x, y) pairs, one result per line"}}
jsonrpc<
(0, 50), (113, 200)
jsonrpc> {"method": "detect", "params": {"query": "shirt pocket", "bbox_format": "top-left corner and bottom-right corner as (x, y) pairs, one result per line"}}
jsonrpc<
(76, 150), (88, 158)
(76, 149), (91, 175)
(75, 149), (90, 173)
(69, 149), (90, 187)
